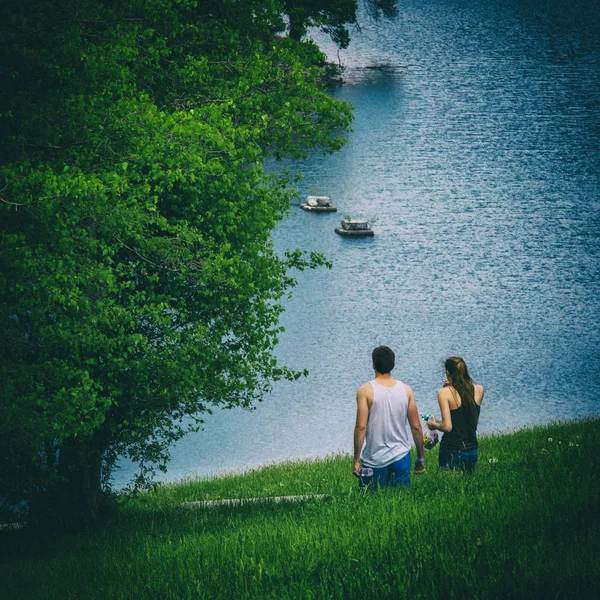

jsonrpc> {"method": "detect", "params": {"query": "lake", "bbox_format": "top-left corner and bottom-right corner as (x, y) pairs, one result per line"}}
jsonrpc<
(113, 0), (599, 487)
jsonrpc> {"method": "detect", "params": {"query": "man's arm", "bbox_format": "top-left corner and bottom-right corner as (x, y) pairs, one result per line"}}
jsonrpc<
(353, 384), (369, 477)
(406, 384), (426, 474)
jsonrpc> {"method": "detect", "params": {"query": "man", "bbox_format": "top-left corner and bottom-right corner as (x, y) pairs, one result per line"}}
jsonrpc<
(353, 346), (425, 488)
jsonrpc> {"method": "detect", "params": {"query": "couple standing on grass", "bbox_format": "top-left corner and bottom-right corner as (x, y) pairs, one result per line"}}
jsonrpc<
(353, 346), (485, 489)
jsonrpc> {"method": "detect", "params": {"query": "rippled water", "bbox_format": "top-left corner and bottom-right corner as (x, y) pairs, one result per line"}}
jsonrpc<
(114, 0), (599, 486)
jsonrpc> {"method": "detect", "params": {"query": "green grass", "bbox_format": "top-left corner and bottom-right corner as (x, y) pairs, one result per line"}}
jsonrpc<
(2, 419), (599, 599)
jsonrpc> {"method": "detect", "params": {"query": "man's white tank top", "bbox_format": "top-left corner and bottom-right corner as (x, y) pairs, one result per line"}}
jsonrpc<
(360, 379), (411, 468)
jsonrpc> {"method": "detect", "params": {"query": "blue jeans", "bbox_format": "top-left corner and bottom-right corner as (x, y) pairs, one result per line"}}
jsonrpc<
(359, 453), (411, 490)
(438, 447), (478, 472)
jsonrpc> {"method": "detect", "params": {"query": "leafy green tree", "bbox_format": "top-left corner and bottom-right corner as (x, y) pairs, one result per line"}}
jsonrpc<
(284, 0), (398, 48)
(0, 0), (352, 525)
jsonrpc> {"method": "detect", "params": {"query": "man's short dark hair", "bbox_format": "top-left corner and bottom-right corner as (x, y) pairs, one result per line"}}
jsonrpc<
(372, 346), (395, 374)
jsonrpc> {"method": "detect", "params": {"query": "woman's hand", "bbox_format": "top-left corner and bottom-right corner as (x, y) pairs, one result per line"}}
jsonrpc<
(427, 416), (439, 431)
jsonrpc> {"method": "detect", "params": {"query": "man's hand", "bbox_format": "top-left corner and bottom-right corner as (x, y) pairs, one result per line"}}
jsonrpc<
(414, 458), (425, 474)
(353, 459), (361, 478)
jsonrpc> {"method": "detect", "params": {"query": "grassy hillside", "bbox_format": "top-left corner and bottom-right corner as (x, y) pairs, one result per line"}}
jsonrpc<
(2, 418), (599, 599)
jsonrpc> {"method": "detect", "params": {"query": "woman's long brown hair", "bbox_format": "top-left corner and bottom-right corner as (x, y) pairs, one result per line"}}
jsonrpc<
(445, 356), (478, 425)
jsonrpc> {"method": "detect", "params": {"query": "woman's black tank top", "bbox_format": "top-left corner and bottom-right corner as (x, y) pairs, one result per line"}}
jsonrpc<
(440, 402), (481, 453)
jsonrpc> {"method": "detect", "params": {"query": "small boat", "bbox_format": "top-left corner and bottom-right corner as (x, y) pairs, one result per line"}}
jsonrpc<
(335, 218), (374, 237)
(300, 195), (337, 212)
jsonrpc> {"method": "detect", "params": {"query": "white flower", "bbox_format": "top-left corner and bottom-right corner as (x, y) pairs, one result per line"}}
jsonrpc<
(548, 437), (553, 442)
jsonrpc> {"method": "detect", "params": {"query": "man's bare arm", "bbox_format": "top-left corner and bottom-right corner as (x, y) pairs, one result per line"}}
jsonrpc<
(353, 385), (369, 477)
(406, 384), (425, 472)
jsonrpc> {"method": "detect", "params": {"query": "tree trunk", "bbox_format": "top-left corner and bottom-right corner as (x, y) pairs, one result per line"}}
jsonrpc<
(31, 434), (106, 530)
(56, 439), (104, 526)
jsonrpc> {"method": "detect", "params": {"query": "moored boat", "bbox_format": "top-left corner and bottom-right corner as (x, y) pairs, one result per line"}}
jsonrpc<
(300, 195), (337, 212)
(335, 218), (374, 237)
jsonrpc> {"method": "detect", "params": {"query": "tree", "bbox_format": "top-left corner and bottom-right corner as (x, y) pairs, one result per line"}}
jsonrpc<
(0, 0), (352, 526)
(284, 0), (398, 48)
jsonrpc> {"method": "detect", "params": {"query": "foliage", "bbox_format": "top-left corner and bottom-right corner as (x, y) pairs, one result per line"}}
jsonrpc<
(284, 0), (398, 47)
(1, 420), (598, 598)
(0, 0), (352, 520)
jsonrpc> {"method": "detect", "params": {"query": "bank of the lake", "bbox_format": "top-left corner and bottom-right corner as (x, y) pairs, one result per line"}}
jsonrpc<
(2, 418), (599, 599)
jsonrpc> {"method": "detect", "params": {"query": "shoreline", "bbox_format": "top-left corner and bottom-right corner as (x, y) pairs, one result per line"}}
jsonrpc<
(113, 414), (599, 490)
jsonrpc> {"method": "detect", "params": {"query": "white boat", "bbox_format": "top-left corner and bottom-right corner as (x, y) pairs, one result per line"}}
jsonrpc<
(335, 218), (374, 237)
(300, 195), (337, 212)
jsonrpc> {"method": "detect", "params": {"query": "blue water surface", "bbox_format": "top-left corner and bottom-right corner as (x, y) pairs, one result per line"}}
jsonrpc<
(113, 0), (599, 487)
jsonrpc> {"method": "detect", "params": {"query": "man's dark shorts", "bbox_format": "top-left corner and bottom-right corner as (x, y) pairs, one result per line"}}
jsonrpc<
(359, 452), (411, 490)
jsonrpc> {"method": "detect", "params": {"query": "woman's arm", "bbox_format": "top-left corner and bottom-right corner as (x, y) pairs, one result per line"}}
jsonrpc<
(476, 384), (485, 405)
(427, 389), (453, 432)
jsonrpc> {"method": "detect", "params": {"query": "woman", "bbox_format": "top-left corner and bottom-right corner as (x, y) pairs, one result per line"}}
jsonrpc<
(427, 357), (484, 471)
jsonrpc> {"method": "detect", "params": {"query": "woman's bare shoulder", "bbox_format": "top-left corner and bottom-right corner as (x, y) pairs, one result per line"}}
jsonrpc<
(474, 383), (484, 403)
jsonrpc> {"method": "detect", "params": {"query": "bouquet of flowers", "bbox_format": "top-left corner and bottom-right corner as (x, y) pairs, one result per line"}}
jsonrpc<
(421, 413), (439, 450)
(423, 429), (439, 450)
